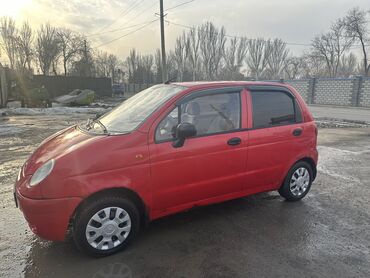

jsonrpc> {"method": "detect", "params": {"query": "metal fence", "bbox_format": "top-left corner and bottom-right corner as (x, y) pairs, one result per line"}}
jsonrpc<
(33, 75), (113, 98)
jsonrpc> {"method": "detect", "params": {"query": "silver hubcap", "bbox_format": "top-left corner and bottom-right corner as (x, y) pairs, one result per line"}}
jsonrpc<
(86, 207), (131, 250)
(290, 167), (310, 196)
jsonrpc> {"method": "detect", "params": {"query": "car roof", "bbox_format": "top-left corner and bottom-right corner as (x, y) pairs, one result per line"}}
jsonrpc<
(171, 81), (288, 90)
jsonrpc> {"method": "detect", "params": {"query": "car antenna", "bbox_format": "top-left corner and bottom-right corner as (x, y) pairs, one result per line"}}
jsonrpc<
(164, 75), (177, 84)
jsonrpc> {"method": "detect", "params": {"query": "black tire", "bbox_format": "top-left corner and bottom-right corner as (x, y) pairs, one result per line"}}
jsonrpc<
(278, 161), (313, 202)
(72, 196), (140, 257)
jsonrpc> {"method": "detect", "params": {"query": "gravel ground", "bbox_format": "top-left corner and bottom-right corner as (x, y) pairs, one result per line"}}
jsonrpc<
(0, 111), (370, 278)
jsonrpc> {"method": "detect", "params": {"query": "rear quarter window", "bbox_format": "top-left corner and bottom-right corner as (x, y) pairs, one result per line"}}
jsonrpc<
(251, 91), (300, 128)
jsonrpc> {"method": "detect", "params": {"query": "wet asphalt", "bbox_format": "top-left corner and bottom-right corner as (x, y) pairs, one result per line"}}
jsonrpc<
(1, 113), (370, 278)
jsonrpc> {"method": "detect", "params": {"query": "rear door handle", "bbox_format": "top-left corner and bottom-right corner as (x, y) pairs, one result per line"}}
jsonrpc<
(292, 128), (303, 136)
(227, 137), (241, 146)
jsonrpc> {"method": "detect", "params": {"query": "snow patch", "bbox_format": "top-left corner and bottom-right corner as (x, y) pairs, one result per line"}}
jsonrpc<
(317, 146), (362, 183)
(0, 125), (24, 135)
(0, 106), (109, 116)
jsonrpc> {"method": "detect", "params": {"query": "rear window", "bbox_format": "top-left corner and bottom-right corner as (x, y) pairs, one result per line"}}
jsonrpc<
(251, 91), (297, 128)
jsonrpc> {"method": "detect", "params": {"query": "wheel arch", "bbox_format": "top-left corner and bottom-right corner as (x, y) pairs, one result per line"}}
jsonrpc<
(280, 156), (317, 190)
(296, 157), (317, 181)
(68, 187), (149, 237)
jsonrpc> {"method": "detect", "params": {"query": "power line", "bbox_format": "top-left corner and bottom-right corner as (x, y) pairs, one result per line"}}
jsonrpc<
(167, 20), (370, 49)
(110, 1), (158, 34)
(165, 20), (313, 46)
(166, 20), (342, 47)
(97, 0), (144, 32)
(95, 19), (158, 48)
(90, 1), (157, 38)
(165, 0), (195, 11)
(87, 20), (156, 37)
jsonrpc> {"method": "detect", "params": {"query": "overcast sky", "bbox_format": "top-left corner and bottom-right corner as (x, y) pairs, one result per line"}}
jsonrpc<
(0, 0), (369, 60)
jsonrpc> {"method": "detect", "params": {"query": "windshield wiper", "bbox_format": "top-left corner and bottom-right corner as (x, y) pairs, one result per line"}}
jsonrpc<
(94, 119), (108, 134)
(85, 118), (108, 134)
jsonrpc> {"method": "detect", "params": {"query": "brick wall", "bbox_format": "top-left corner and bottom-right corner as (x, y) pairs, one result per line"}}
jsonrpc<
(126, 78), (370, 108)
(286, 80), (310, 102)
(314, 79), (354, 106)
(360, 78), (370, 107)
(285, 77), (370, 108)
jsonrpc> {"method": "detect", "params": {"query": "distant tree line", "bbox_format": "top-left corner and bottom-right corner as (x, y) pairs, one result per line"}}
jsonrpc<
(0, 19), (123, 83)
(0, 6), (369, 84)
(126, 7), (370, 83)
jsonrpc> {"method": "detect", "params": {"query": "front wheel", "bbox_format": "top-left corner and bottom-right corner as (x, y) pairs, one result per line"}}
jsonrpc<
(72, 196), (140, 257)
(279, 161), (313, 201)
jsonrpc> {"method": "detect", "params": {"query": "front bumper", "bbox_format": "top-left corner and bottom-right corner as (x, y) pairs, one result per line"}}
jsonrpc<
(16, 190), (82, 241)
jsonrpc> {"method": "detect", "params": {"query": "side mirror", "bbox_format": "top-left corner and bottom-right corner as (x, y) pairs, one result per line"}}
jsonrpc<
(172, 122), (197, 148)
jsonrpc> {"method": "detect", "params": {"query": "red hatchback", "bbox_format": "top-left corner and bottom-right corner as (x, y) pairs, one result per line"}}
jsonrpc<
(14, 82), (318, 256)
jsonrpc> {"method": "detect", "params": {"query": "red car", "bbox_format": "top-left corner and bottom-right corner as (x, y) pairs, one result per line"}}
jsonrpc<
(14, 81), (318, 256)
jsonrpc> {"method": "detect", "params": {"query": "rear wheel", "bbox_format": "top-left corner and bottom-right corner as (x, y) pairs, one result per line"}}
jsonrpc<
(72, 196), (140, 257)
(279, 161), (313, 201)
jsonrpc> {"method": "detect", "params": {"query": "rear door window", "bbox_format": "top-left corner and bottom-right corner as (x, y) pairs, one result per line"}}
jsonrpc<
(251, 91), (298, 128)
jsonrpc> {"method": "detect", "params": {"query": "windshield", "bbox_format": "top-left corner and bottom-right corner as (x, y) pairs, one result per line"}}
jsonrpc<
(99, 84), (185, 134)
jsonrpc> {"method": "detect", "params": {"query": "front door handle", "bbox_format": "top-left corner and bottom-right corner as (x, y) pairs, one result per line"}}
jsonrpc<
(227, 137), (241, 146)
(293, 128), (303, 136)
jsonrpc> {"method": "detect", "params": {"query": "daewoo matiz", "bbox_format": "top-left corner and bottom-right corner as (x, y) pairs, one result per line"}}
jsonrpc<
(14, 81), (318, 256)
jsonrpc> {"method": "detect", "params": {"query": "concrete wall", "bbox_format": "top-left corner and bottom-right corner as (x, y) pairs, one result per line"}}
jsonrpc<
(314, 78), (354, 106)
(286, 80), (310, 103)
(125, 77), (370, 108)
(360, 78), (370, 107)
(286, 77), (370, 108)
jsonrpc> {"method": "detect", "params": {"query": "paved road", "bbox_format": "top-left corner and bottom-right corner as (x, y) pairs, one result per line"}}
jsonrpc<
(1, 114), (370, 277)
(309, 105), (370, 123)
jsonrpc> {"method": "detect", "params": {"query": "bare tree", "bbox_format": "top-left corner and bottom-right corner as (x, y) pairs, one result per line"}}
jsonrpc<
(188, 28), (201, 81)
(300, 52), (328, 78)
(125, 48), (140, 83)
(199, 22), (226, 80)
(344, 7), (370, 76)
(95, 51), (110, 77)
(223, 37), (248, 80)
(141, 54), (154, 83)
(57, 28), (84, 76)
(36, 24), (60, 75)
(0, 17), (17, 69)
(14, 21), (34, 71)
(174, 31), (190, 81)
(265, 38), (289, 79)
(311, 19), (353, 77)
(284, 56), (303, 79)
(246, 38), (271, 80)
(338, 52), (358, 77)
(71, 39), (95, 77)
(107, 54), (119, 83)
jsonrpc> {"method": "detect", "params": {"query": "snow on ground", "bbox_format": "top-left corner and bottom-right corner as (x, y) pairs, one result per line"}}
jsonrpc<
(0, 106), (110, 116)
(0, 125), (24, 135)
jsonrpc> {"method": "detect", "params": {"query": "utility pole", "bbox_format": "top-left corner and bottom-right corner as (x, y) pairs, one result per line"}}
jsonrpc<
(159, 0), (167, 82)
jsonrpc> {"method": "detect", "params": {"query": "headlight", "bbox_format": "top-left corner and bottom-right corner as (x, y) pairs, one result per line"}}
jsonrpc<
(29, 159), (55, 187)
